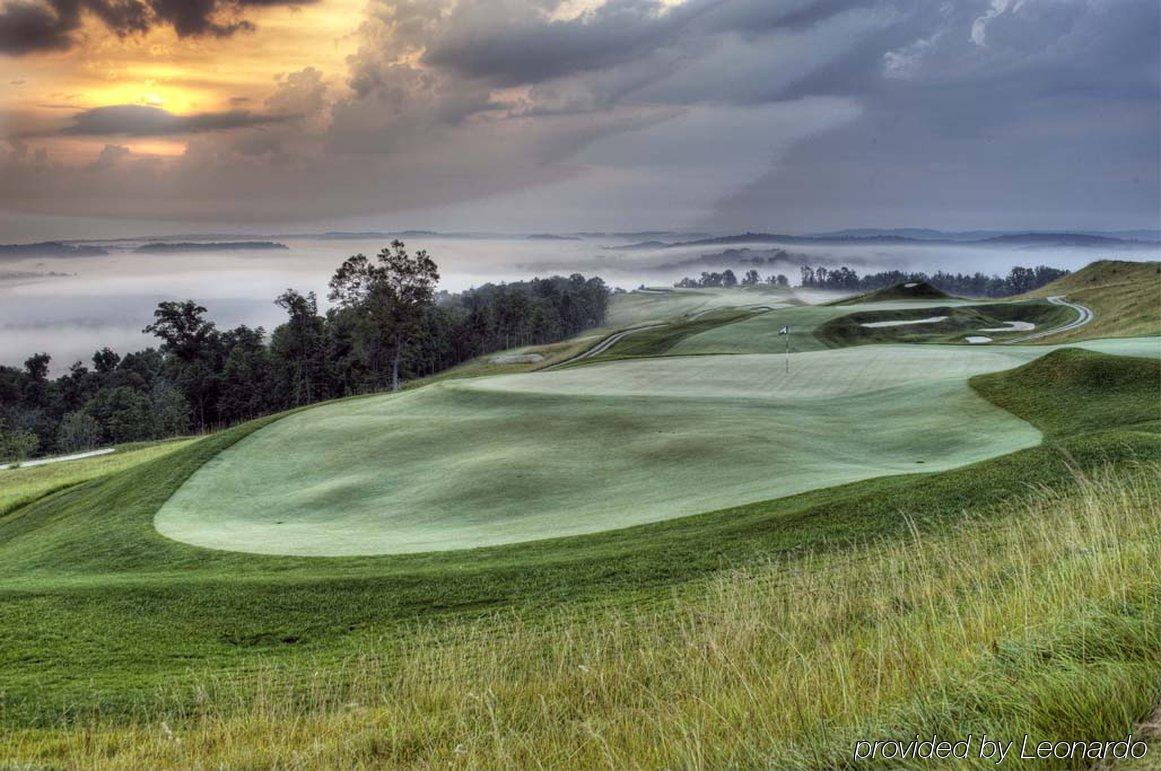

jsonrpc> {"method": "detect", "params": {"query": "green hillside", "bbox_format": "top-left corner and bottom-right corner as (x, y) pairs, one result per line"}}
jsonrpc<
(814, 300), (1073, 347)
(1025, 259), (1161, 341)
(971, 348), (1161, 437)
(832, 280), (951, 305)
(1, 260), (1160, 767)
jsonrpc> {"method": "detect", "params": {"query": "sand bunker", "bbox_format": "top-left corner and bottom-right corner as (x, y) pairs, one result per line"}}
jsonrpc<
(978, 321), (1036, 333)
(965, 336), (993, 344)
(903, 282), (919, 288)
(490, 353), (545, 364)
(861, 316), (948, 328)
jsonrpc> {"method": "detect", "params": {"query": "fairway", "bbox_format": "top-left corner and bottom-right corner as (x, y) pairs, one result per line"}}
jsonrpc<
(160, 343), (1078, 557)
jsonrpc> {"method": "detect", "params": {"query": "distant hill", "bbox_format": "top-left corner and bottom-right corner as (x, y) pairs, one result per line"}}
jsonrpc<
(1022, 259), (1161, 342)
(134, 241), (288, 253)
(621, 230), (1157, 250)
(832, 280), (951, 305)
(0, 241), (108, 258)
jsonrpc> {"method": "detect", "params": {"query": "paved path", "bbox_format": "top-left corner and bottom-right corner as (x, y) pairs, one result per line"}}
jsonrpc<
(1003, 296), (1093, 344)
(0, 447), (115, 471)
(545, 323), (667, 369)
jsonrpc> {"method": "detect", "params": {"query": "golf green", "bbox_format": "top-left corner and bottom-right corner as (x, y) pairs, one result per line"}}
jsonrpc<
(153, 339), (1154, 557)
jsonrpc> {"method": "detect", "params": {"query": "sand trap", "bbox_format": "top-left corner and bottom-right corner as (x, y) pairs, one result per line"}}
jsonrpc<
(978, 321), (1036, 333)
(903, 282), (919, 288)
(490, 353), (545, 364)
(860, 315), (948, 328)
(965, 336), (993, 344)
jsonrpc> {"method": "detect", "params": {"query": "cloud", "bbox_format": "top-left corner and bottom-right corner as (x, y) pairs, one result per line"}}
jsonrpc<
(57, 104), (287, 136)
(0, 0), (317, 55)
(0, 0), (1157, 233)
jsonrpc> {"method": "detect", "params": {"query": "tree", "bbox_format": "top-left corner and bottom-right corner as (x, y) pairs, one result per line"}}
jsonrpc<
(143, 301), (217, 362)
(0, 418), (38, 463)
(218, 326), (272, 422)
(83, 387), (155, 444)
(92, 347), (120, 374)
(56, 411), (102, 453)
(272, 291), (330, 405)
(151, 380), (191, 437)
(328, 241), (439, 391)
(741, 269), (760, 287)
(721, 269), (738, 288)
(143, 301), (220, 428)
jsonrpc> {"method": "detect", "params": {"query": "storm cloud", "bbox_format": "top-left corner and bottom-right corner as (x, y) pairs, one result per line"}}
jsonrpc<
(0, 0), (1157, 233)
(0, 0), (316, 54)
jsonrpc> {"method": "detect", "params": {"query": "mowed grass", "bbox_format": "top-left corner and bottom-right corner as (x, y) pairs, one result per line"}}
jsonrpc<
(814, 300), (1074, 347)
(7, 463), (1160, 769)
(668, 298), (981, 356)
(0, 438), (194, 518)
(155, 344), (1055, 556)
(605, 286), (796, 328)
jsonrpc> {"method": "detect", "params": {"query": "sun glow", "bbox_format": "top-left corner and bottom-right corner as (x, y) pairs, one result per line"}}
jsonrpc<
(0, 0), (364, 156)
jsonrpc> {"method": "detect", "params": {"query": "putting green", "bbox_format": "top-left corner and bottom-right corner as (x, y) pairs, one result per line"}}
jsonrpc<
(153, 339), (1161, 557)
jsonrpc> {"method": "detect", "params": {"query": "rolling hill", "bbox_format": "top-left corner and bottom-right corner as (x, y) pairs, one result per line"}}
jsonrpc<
(1022, 259), (1161, 341)
(1, 259), (1159, 767)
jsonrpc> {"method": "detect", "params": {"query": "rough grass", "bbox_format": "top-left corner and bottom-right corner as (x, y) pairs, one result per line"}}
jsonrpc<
(1026, 259), (1161, 342)
(0, 438), (194, 518)
(5, 464), (1159, 769)
(971, 348), (1161, 438)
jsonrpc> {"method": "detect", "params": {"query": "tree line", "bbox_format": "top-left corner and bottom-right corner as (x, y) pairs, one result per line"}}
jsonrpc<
(674, 269), (791, 288)
(0, 242), (609, 462)
(797, 264), (1070, 296)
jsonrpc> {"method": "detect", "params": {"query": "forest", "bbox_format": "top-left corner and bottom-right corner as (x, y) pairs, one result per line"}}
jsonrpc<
(0, 242), (609, 462)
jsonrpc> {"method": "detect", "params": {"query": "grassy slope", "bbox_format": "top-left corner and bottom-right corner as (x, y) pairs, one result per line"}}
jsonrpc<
(1025, 259), (1161, 342)
(0, 347), (1157, 735)
(605, 286), (795, 328)
(8, 465), (1159, 769)
(832, 280), (951, 305)
(971, 348), (1161, 438)
(0, 438), (194, 518)
(667, 298), (983, 356)
(154, 344), (1046, 556)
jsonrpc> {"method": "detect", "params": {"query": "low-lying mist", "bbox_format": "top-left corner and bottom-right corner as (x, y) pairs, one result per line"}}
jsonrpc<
(2, 233), (1156, 372)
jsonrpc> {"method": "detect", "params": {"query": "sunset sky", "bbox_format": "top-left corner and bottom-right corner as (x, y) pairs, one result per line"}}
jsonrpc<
(1, 0), (1158, 238)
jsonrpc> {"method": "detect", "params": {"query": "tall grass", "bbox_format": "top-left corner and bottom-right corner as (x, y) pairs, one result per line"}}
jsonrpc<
(7, 464), (1160, 769)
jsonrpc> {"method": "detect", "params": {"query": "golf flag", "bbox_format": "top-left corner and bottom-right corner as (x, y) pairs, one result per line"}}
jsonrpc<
(780, 324), (791, 371)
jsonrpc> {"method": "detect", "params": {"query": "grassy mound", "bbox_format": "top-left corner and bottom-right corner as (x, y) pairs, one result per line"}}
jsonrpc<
(155, 344), (1044, 556)
(971, 348), (1161, 437)
(814, 300), (1074, 347)
(832, 280), (950, 305)
(1025, 259), (1161, 342)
